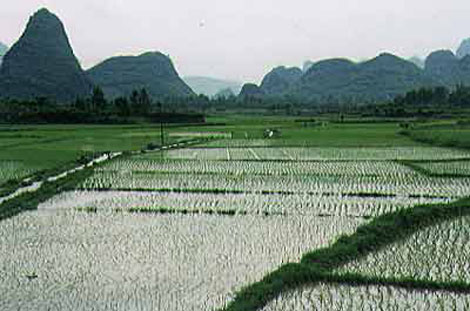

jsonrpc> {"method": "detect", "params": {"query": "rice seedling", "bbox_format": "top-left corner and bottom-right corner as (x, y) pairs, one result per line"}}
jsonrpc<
(101, 158), (418, 178)
(39, 190), (446, 217)
(0, 210), (362, 311)
(203, 139), (272, 148)
(80, 170), (470, 198)
(161, 147), (470, 161)
(4, 129), (470, 311)
(413, 160), (470, 177)
(0, 161), (35, 185)
(335, 216), (470, 283)
(261, 283), (470, 310)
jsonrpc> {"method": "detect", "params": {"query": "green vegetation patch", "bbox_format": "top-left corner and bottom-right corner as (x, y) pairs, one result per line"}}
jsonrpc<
(223, 197), (470, 311)
(335, 215), (470, 283)
(0, 168), (94, 222)
(261, 281), (470, 310)
(401, 159), (470, 178)
(401, 123), (470, 149)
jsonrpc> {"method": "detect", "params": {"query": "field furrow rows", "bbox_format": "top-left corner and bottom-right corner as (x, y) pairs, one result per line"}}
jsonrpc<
(0, 210), (362, 311)
(262, 283), (470, 310)
(159, 147), (470, 161)
(38, 190), (446, 217)
(81, 171), (470, 198)
(335, 215), (470, 283)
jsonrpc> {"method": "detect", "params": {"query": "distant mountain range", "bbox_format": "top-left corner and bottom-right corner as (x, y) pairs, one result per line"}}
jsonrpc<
(424, 50), (470, 86)
(183, 76), (242, 97)
(0, 8), (193, 102)
(457, 38), (470, 59)
(214, 88), (236, 99)
(87, 52), (194, 99)
(259, 66), (303, 96)
(239, 83), (264, 98)
(408, 56), (425, 69)
(0, 9), (91, 101)
(0, 42), (8, 66)
(302, 61), (314, 73)
(294, 53), (435, 101)
(2, 8), (470, 105)
(242, 41), (470, 103)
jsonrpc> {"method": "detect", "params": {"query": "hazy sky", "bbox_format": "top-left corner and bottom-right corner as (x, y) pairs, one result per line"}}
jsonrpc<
(1, 0), (470, 83)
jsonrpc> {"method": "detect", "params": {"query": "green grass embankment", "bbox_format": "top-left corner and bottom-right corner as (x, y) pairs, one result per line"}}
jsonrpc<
(223, 197), (470, 311)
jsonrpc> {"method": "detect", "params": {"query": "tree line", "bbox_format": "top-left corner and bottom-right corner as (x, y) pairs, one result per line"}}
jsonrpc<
(2, 84), (470, 123)
(0, 86), (206, 124)
(393, 85), (470, 107)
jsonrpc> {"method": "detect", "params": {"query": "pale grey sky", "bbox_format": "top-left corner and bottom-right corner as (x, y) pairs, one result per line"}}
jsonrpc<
(1, 0), (469, 83)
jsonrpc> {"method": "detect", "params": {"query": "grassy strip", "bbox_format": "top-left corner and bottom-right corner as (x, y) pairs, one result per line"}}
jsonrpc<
(129, 206), (248, 216)
(223, 265), (470, 311)
(400, 128), (470, 150)
(223, 197), (470, 311)
(79, 187), (247, 195)
(222, 263), (323, 311)
(399, 160), (440, 177)
(0, 139), (208, 221)
(144, 157), (438, 163)
(219, 157), (470, 163)
(0, 136), (72, 149)
(398, 157), (470, 164)
(0, 179), (28, 198)
(75, 205), (249, 216)
(301, 197), (470, 267)
(0, 168), (94, 222)
(77, 186), (450, 200)
(0, 153), (104, 199)
(76, 206), (370, 219)
(399, 160), (470, 178)
(141, 137), (215, 152)
(110, 168), (384, 179)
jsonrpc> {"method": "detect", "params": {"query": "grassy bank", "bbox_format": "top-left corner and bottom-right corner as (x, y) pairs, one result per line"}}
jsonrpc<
(223, 196), (470, 311)
(0, 168), (94, 222)
(400, 123), (470, 149)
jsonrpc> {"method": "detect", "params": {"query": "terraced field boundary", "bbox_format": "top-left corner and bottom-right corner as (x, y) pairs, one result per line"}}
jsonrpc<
(155, 157), (470, 163)
(0, 168), (94, 222)
(222, 196), (470, 311)
(0, 137), (213, 205)
(400, 127), (470, 150)
(0, 153), (102, 198)
(0, 138), (213, 222)
(73, 206), (369, 219)
(78, 186), (452, 201)
(399, 159), (470, 178)
(0, 135), (214, 200)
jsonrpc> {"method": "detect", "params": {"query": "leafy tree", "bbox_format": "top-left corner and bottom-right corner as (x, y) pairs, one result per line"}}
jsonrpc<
(91, 86), (106, 111)
(138, 88), (151, 115)
(449, 85), (470, 107)
(130, 89), (140, 114)
(74, 97), (87, 111)
(433, 87), (449, 105)
(114, 97), (131, 117)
